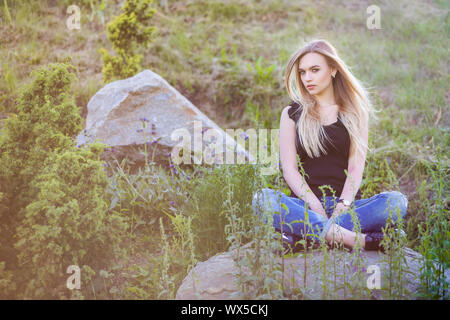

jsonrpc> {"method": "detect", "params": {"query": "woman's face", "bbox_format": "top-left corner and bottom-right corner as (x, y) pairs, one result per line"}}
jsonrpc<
(298, 52), (335, 96)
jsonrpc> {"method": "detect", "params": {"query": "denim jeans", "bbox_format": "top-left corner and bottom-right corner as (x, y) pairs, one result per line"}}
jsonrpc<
(251, 188), (408, 243)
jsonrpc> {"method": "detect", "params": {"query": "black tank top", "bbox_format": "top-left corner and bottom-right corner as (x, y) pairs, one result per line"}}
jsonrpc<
(287, 101), (362, 201)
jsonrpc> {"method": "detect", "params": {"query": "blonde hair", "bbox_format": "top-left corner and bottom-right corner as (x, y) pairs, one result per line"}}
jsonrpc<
(285, 39), (380, 161)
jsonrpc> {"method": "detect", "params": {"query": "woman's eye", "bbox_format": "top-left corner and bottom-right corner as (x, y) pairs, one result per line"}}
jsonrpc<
(299, 69), (318, 74)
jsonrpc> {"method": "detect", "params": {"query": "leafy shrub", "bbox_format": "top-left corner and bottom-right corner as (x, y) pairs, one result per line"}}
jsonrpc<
(14, 143), (127, 299)
(100, 0), (157, 83)
(0, 63), (83, 269)
(0, 62), (128, 299)
(99, 47), (143, 84)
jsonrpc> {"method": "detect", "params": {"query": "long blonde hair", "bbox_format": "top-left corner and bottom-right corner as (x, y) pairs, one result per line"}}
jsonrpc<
(285, 39), (380, 161)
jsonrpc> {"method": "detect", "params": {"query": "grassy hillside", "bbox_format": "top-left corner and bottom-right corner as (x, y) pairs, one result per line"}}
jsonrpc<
(0, 0), (448, 299)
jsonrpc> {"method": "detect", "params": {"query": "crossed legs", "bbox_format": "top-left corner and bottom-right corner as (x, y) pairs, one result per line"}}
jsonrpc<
(252, 188), (408, 250)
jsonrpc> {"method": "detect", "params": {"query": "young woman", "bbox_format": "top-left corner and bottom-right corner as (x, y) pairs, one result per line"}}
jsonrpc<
(252, 39), (408, 252)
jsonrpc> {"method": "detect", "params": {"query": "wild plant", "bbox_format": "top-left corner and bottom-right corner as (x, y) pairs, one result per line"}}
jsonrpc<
(379, 206), (409, 299)
(416, 147), (449, 299)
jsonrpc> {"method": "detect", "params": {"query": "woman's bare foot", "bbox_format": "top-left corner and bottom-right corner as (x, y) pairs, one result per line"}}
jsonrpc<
(325, 223), (366, 249)
(325, 224), (389, 252)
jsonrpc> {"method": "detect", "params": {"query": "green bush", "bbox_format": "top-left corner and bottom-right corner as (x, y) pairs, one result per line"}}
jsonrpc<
(99, 47), (143, 84)
(101, 0), (157, 83)
(0, 62), (128, 299)
(14, 143), (127, 299)
(0, 63), (83, 268)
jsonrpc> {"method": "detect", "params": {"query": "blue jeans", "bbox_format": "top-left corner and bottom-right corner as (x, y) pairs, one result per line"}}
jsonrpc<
(251, 188), (408, 243)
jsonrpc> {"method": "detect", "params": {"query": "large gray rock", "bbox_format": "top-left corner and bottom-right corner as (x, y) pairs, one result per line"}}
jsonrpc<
(175, 242), (448, 300)
(76, 70), (254, 171)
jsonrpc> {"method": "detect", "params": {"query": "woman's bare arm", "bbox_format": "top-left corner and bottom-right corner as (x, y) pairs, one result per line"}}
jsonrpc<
(279, 106), (327, 218)
(336, 116), (369, 206)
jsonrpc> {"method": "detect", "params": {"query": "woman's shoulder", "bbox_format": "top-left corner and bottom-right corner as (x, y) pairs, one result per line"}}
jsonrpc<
(287, 100), (303, 122)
